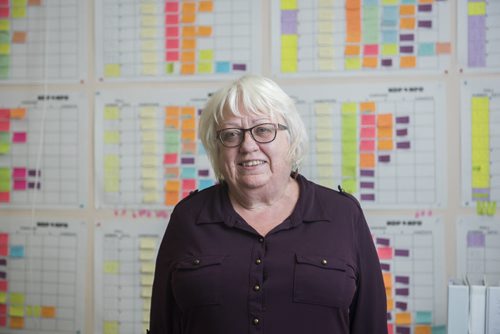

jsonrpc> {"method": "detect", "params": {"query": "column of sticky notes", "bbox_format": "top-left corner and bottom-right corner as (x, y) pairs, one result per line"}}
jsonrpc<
(467, 0), (486, 67)
(0, 107), (30, 204)
(140, 105), (163, 204)
(341, 102), (358, 193)
(345, 0), (361, 70)
(376, 236), (436, 334)
(359, 102), (376, 201)
(102, 233), (158, 334)
(317, 1), (335, 71)
(280, 0), (298, 73)
(0, 0), (11, 79)
(314, 103), (335, 188)
(471, 96), (490, 201)
(361, 1), (378, 69)
(102, 105), (121, 203)
(140, 1), (162, 77)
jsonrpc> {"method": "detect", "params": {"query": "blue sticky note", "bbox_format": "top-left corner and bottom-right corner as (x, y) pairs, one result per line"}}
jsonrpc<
(418, 43), (436, 56)
(215, 61), (230, 73)
(363, 0), (377, 6)
(181, 167), (196, 178)
(401, 0), (416, 3)
(432, 325), (447, 334)
(10, 245), (25, 258)
(381, 6), (398, 27)
(197, 145), (206, 154)
(199, 179), (214, 190)
(415, 311), (432, 324)
(382, 30), (398, 43)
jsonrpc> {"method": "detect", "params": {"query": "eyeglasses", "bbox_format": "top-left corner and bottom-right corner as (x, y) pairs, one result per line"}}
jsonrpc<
(216, 123), (288, 148)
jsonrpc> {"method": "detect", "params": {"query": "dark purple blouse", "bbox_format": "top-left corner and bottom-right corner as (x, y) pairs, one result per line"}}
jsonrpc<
(149, 175), (387, 334)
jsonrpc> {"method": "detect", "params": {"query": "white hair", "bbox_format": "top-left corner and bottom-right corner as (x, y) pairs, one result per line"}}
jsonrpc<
(199, 75), (308, 181)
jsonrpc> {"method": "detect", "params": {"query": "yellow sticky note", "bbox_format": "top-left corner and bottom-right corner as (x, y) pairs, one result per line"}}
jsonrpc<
(316, 129), (334, 140)
(316, 141), (334, 153)
(141, 286), (153, 298)
(140, 237), (157, 249)
(104, 321), (119, 334)
(143, 192), (159, 203)
(10, 293), (25, 305)
(26, 305), (41, 317)
(318, 59), (335, 70)
(142, 64), (159, 76)
(317, 34), (334, 46)
(9, 305), (25, 317)
(197, 62), (213, 73)
(141, 262), (156, 273)
(104, 177), (119, 193)
(0, 20), (10, 31)
(281, 61), (297, 73)
(342, 102), (357, 114)
(104, 261), (120, 274)
(141, 52), (158, 64)
(104, 106), (120, 120)
(140, 3), (157, 14)
(141, 119), (157, 130)
(104, 64), (121, 77)
(141, 16), (159, 27)
(468, 2), (486, 16)
(142, 155), (158, 167)
(143, 298), (152, 310)
(199, 49), (213, 61)
(142, 131), (158, 142)
(141, 274), (154, 286)
(143, 310), (150, 322)
(381, 44), (398, 56)
(315, 103), (332, 115)
(342, 178), (357, 194)
(142, 168), (159, 179)
(142, 179), (159, 190)
(140, 40), (157, 51)
(142, 143), (159, 154)
(140, 28), (158, 39)
(104, 131), (120, 144)
(317, 166), (334, 177)
(12, 7), (26, 18)
(281, 0), (297, 10)
(281, 34), (298, 48)
(345, 57), (361, 70)
(0, 43), (10, 55)
(316, 153), (333, 165)
(104, 155), (120, 169)
(140, 250), (156, 261)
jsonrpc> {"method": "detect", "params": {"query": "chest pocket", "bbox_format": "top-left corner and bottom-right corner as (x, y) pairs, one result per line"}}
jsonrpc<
(171, 255), (225, 311)
(293, 253), (356, 308)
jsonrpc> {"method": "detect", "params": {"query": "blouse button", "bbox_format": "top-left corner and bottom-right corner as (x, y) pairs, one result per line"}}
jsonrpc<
(255, 258), (262, 265)
(258, 237), (264, 243)
(321, 259), (328, 265)
(193, 259), (200, 265)
(253, 284), (260, 291)
(253, 318), (259, 325)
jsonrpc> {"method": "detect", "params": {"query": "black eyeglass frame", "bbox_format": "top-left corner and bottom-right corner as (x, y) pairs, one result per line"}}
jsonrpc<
(216, 123), (288, 148)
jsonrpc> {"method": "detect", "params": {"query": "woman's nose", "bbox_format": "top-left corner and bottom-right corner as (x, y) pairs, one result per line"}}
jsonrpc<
(239, 130), (259, 151)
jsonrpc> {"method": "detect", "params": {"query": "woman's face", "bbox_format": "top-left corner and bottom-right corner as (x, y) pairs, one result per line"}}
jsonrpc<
(217, 107), (292, 192)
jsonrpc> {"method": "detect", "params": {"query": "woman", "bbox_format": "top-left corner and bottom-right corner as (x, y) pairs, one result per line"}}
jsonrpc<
(149, 75), (387, 333)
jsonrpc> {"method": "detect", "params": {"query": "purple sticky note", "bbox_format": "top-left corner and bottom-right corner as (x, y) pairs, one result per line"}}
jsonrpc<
(467, 231), (485, 247)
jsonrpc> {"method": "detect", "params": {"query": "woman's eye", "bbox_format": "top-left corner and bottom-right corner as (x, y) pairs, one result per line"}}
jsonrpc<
(222, 130), (240, 140)
(255, 126), (272, 135)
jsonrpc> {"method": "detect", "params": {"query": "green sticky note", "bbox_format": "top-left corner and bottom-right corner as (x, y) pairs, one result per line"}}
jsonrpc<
(0, 32), (9, 43)
(431, 325), (446, 334)
(0, 142), (10, 154)
(0, 132), (9, 143)
(415, 311), (432, 324)
(165, 131), (180, 144)
(165, 62), (174, 74)
(10, 292), (25, 305)
(165, 143), (179, 153)
(0, 65), (8, 78)
(0, 55), (9, 66)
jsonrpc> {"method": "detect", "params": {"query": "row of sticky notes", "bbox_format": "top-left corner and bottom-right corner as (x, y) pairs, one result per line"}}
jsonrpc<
(104, 60), (238, 77)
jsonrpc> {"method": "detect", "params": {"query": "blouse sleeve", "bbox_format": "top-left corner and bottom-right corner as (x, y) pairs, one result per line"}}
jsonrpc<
(148, 211), (182, 334)
(349, 209), (388, 334)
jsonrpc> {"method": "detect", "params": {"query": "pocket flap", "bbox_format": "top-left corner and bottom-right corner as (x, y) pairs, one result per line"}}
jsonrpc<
(176, 255), (225, 270)
(295, 253), (346, 271)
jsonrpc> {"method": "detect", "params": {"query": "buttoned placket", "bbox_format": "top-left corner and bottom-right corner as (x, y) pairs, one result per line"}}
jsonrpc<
(248, 235), (265, 333)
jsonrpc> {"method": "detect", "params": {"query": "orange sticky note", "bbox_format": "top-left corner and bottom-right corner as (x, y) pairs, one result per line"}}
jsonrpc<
(400, 17), (416, 30)
(182, 118), (195, 130)
(400, 5), (415, 15)
(377, 128), (392, 139)
(359, 102), (375, 113)
(165, 106), (180, 117)
(344, 45), (360, 56)
(198, 26), (212, 37)
(436, 42), (451, 54)
(165, 191), (179, 206)
(41, 306), (56, 318)
(10, 108), (26, 119)
(182, 39), (196, 50)
(387, 298), (394, 311)
(165, 117), (180, 129)
(9, 316), (24, 329)
(181, 63), (195, 74)
(377, 114), (393, 127)
(181, 51), (195, 62)
(181, 13), (196, 23)
(29, 0), (41, 5)
(182, 130), (196, 141)
(182, 142), (196, 154)
(359, 153), (375, 168)
(165, 167), (179, 178)
(400, 56), (416, 68)
(181, 106), (196, 116)
(182, 26), (196, 37)
(415, 325), (432, 334)
(182, 2), (196, 13)
(383, 272), (392, 287)
(198, 1), (213, 12)
(165, 180), (180, 192)
(395, 312), (412, 325)
(385, 287), (392, 298)
(418, 0), (433, 3)
(363, 57), (378, 68)
(378, 140), (393, 150)
(12, 31), (26, 43)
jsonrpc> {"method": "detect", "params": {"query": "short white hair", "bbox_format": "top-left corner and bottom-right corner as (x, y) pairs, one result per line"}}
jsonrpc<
(199, 75), (308, 181)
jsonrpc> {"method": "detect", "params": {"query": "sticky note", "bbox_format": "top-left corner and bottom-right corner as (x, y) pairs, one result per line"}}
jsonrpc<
(141, 274), (154, 286)
(9, 316), (24, 329)
(197, 26), (212, 37)
(281, 0), (298, 10)
(141, 262), (155, 273)
(140, 238), (156, 249)
(143, 192), (159, 203)
(104, 321), (119, 334)
(9, 292), (25, 305)
(395, 312), (412, 325)
(0, 142), (9, 154)
(377, 247), (393, 259)
(26, 305), (41, 317)
(377, 114), (393, 127)
(345, 57), (362, 70)
(360, 153), (375, 168)
(104, 261), (119, 274)
(140, 250), (155, 261)
(400, 56), (416, 68)
(199, 1), (213, 12)
(415, 325), (432, 334)
(103, 106), (119, 120)
(41, 306), (56, 318)
(9, 305), (24, 317)
(10, 245), (24, 258)
(165, 191), (179, 206)
(104, 64), (121, 77)
(468, 2), (486, 16)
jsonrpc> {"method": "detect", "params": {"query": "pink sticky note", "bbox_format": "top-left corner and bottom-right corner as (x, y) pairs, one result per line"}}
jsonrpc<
(165, 14), (179, 25)
(163, 153), (177, 164)
(0, 192), (10, 203)
(182, 179), (196, 190)
(0, 7), (9, 18)
(166, 39), (179, 49)
(360, 140), (375, 151)
(361, 114), (376, 126)
(377, 247), (393, 260)
(13, 180), (26, 190)
(0, 121), (9, 132)
(12, 167), (26, 179)
(12, 132), (27, 143)
(166, 51), (179, 61)
(360, 127), (376, 138)
(165, 27), (179, 37)
(0, 109), (10, 119)
(165, 2), (179, 12)
(364, 44), (379, 56)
